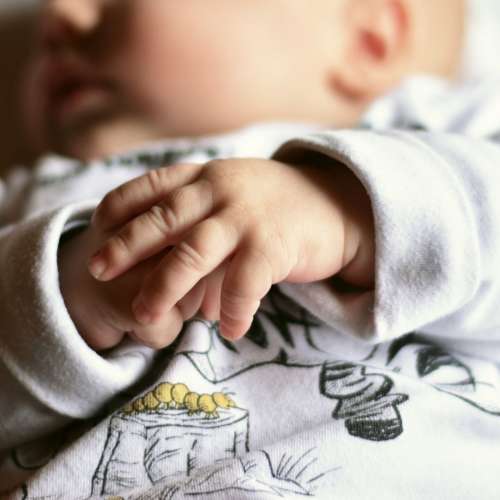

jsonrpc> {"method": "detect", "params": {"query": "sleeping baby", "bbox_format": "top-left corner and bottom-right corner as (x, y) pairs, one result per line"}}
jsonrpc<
(1, 0), (500, 498)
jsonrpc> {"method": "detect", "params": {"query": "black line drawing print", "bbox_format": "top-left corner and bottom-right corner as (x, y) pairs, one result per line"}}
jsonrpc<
(88, 287), (337, 499)
(91, 381), (250, 496)
(91, 449), (338, 499)
(319, 361), (409, 441)
(90, 383), (336, 498)
(179, 287), (326, 384)
(34, 145), (223, 188)
(10, 288), (328, 498)
(101, 145), (222, 170)
(215, 286), (322, 356)
(372, 333), (500, 416)
(245, 288), (323, 352)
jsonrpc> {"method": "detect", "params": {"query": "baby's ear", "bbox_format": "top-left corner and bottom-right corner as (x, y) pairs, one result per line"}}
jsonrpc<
(331, 0), (410, 102)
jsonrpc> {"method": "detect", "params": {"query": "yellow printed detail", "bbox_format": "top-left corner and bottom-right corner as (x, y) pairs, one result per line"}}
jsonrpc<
(122, 382), (238, 419)
(213, 392), (236, 409)
(154, 382), (174, 407)
(184, 392), (200, 415)
(143, 392), (160, 411)
(171, 383), (189, 408)
(132, 399), (145, 412)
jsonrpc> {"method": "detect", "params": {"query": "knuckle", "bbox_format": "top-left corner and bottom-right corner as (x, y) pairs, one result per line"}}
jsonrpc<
(96, 190), (119, 221)
(171, 218), (225, 273)
(108, 231), (133, 259)
(112, 183), (129, 209)
(204, 158), (226, 172)
(204, 160), (237, 193)
(167, 187), (190, 215)
(221, 286), (249, 306)
(202, 216), (227, 241)
(174, 240), (206, 273)
(145, 168), (164, 195)
(146, 203), (178, 235)
(97, 184), (131, 227)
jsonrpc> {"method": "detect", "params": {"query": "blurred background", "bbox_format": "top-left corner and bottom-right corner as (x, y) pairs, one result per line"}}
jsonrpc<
(0, 0), (39, 177)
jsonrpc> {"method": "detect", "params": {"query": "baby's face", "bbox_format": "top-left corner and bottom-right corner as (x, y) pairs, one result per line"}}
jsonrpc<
(24, 0), (347, 160)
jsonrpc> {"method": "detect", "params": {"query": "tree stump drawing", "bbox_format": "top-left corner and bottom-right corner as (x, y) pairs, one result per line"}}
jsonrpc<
(91, 408), (249, 496)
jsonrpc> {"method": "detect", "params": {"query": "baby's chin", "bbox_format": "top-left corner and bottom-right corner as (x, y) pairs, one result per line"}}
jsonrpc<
(52, 115), (169, 161)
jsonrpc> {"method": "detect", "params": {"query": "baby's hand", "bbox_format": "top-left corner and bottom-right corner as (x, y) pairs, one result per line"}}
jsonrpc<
(88, 158), (375, 340)
(58, 223), (206, 351)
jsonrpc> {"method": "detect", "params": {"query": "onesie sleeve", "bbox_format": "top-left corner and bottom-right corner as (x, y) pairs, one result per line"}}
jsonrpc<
(272, 129), (500, 361)
(0, 196), (156, 451)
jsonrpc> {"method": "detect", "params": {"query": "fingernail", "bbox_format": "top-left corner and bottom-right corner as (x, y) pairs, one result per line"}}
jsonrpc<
(88, 254), (107, 280)
(133, 297), (153, 325)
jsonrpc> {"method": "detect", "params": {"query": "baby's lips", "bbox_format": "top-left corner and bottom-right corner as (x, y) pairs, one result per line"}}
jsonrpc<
(40, 54), (115, 125)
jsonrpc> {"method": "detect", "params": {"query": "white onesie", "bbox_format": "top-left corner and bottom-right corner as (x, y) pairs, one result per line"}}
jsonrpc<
(1, 2), (500, 499)
(461, 0), (500, 79)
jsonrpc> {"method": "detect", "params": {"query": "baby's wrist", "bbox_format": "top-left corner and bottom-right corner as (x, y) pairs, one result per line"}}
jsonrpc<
(334, 169), (375, 289)
(285, 152), (375, 289)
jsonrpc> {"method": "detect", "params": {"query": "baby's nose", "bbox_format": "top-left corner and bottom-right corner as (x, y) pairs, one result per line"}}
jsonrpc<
(40, 0), (101, 50)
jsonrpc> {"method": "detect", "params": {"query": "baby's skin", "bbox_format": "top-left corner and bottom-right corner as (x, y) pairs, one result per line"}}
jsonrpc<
(59, 157), (374, 350)
(40, 0), (462, 351)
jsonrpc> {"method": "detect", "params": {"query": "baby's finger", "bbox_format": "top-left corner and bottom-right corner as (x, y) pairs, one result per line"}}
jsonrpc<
(88, 181), (215, 281)
(129, 305), (184, 350)
(176, 278), (207, 320)
(132, 215), (240, 325)
(92, 163), (204, 231)
(198, 263), (227, 321)
(128, 281), (206, 350)
(219, 248), (274, 340)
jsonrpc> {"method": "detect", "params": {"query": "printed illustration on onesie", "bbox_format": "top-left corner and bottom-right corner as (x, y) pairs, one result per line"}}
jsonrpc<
(8, 139), (500, 500)
(13, 286), (500, 500)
